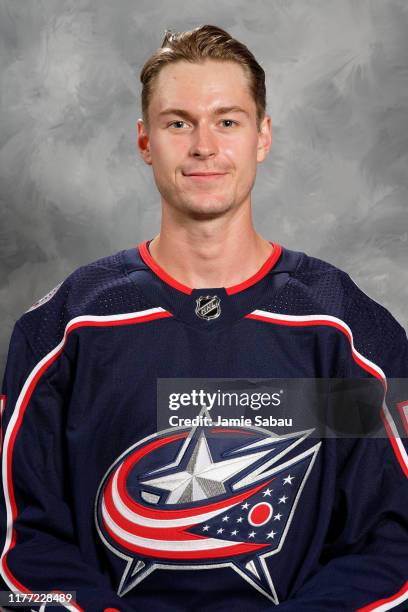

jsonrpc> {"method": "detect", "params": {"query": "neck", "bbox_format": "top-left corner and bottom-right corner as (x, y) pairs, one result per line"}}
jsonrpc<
(148, 203), (273, 289)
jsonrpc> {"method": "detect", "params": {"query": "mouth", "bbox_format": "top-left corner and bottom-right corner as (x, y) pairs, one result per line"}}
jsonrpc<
(183, 172), (227, 181)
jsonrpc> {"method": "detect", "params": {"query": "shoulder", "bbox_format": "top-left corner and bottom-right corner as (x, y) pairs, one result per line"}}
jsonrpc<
(270, 247), (356, 317)
(24, 250), (125, 312)
(278, 248), (403, 328)
(271, 247), (408, 375)
(15, 250), (152, 359)
(278, 248), (358, 314)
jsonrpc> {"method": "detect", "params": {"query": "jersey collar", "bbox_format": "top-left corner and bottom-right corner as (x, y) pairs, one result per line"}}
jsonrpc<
(137, 239), (282, 296)
(121, 240), (300, 330)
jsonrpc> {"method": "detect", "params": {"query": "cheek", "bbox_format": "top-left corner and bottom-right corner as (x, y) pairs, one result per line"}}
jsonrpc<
(151, 138), (187, 175)
(225, 138), (258, 192)
(223, 134), (258, 166)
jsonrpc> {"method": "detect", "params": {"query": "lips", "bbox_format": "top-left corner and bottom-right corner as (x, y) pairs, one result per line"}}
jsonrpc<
(184, 173), (227, 182)
(183, 171), (228, 183)
(184, 172), (227, 176)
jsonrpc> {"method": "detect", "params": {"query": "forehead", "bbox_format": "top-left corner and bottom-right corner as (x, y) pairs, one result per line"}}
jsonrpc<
(150, 60), (255, 115)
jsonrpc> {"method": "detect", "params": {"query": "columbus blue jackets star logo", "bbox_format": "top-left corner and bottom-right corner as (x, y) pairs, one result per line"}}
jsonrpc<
(94, 409), (320, 604)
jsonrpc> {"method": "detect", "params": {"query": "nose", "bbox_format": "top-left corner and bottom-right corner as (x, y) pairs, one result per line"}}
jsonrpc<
(189, 123), (218, 158)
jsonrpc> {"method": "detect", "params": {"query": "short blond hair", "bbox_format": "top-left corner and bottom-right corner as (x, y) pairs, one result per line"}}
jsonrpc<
(140, 24), (266, 131)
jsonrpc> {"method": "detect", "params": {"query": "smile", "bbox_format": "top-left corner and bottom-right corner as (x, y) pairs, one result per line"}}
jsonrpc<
(183, 173), (227, 181)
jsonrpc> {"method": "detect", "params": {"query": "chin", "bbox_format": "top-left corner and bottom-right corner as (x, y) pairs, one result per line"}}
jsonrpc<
(180, 197), (235, 218)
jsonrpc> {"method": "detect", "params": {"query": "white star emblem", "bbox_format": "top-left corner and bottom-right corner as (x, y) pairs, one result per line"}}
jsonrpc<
(141, 432), (272, 504)
(217, 528), (224, 534)
(222, 515), (230, 522)
(237, 517), (244, 523)
(241, 502), (250, 509)
(278, 495), (288, 504)
(266, 530), (276, 539)
(248, 531), (256, 538)
(283, 475), (294, 485)
(202, 524), (210, 531)
(231, 529), (238, 536)
(262, 488), (272, 497)
(273, 513), (282, 521)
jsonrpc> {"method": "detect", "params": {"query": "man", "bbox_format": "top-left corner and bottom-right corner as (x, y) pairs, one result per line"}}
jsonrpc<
(0, 24), (407, 612)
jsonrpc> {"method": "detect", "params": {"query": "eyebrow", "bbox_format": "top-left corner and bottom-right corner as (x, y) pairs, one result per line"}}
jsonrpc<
(158, 106), (249, 120)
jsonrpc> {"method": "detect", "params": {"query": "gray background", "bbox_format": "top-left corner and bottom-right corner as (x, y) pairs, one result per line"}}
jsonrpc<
(1, 0), (407, 372)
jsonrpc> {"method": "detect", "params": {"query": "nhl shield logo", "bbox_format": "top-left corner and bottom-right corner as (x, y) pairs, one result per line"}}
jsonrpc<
(195, 295), (221, 320)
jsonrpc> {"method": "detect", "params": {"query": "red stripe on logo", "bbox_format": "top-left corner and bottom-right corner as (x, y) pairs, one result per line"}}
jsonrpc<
(102, 514), (268, 560)
(103, 472), (204, 541)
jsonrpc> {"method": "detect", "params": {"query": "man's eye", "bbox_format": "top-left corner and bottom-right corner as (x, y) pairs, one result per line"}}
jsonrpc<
(221, 119), (238, 127)
(169, 121), (188, 129)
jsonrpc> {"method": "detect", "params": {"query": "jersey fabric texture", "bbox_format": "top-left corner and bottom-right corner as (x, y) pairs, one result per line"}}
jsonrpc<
(0, 240), (407, 612)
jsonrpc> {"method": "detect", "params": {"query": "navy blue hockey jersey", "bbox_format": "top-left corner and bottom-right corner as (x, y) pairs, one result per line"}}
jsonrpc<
(0, 240), (407, 611)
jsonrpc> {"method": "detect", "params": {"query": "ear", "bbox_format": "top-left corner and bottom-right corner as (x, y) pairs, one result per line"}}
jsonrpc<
(256, 115), (272, 163)
(137, 118), (152, 165)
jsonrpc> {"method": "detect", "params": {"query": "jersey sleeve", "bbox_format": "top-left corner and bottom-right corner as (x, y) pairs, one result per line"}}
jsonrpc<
(0, 322), (135, 612)
(278, 282), (408, 611)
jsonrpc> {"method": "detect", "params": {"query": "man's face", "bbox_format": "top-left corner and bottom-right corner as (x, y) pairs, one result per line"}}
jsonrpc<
(138, 59), (271, 218)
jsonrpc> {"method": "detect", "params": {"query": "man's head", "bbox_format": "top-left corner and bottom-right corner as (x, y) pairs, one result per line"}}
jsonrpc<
(140, 25), (267, 133)
(137, 25), (272, 219)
